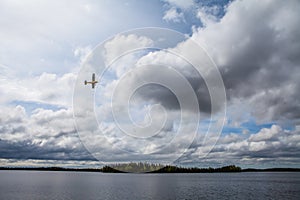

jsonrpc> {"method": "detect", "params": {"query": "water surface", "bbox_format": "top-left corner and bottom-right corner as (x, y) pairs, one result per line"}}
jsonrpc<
(0, 171), (299, 200)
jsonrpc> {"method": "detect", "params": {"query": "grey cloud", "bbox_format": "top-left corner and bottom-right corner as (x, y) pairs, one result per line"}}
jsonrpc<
(0, 139), (95, 161)
(194, 0), (300, 123)
(136, 76), (212, 114)
(136, 0), (300, 124)
(123, 52), (213, 115)
(0, 105), (95, 161)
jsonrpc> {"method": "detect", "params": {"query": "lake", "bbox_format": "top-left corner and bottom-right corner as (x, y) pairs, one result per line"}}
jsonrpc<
(0, 171), (299, 200)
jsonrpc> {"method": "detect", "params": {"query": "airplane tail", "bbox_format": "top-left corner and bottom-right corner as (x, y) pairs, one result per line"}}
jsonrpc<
(84, 80), (87, 85)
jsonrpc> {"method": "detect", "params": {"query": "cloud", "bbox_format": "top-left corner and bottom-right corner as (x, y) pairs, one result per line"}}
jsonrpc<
(197, 5), (221, 27)
(104, 34), (153, 67)
(249, 124), (282, 142)
(134, 39), (218, 114)
(72, 33), (204, 163)
(74, 45), (93, 64)
(0, 105), (94, 161)
(191, 0), (300, 123)
(184, 124), (300, 167)
(0, 68), (77, 107)
(163, 7), (185, 23)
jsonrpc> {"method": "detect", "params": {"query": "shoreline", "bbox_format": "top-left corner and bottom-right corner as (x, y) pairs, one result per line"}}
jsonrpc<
(1, 166), (299, 173)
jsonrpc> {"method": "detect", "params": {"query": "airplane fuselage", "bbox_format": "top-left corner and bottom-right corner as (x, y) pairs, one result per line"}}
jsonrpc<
(85, 81), (98, 84)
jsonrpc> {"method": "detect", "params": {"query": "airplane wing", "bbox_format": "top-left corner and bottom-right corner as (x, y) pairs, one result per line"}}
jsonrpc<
(92, 73), (95, 81)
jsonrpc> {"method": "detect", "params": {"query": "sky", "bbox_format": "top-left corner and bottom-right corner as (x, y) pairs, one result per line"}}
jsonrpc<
(0, 0), (300, 169)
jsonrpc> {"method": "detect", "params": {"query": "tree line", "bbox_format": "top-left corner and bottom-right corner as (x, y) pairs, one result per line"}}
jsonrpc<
(100, 163), (242, 173)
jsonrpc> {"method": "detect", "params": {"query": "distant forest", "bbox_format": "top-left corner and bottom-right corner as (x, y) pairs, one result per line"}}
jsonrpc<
(103, 163), (242, 173)
(1, 162), (299, 173)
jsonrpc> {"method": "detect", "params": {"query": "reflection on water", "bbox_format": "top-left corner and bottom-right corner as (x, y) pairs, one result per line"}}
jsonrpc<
(0, 171), (299, 200)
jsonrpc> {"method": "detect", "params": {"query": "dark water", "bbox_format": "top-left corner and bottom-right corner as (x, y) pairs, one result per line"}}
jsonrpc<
(0, 171), (299, 200)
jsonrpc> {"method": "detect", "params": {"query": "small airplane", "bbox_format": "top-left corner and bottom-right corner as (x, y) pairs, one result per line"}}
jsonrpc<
(84, 73), (98, 89)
